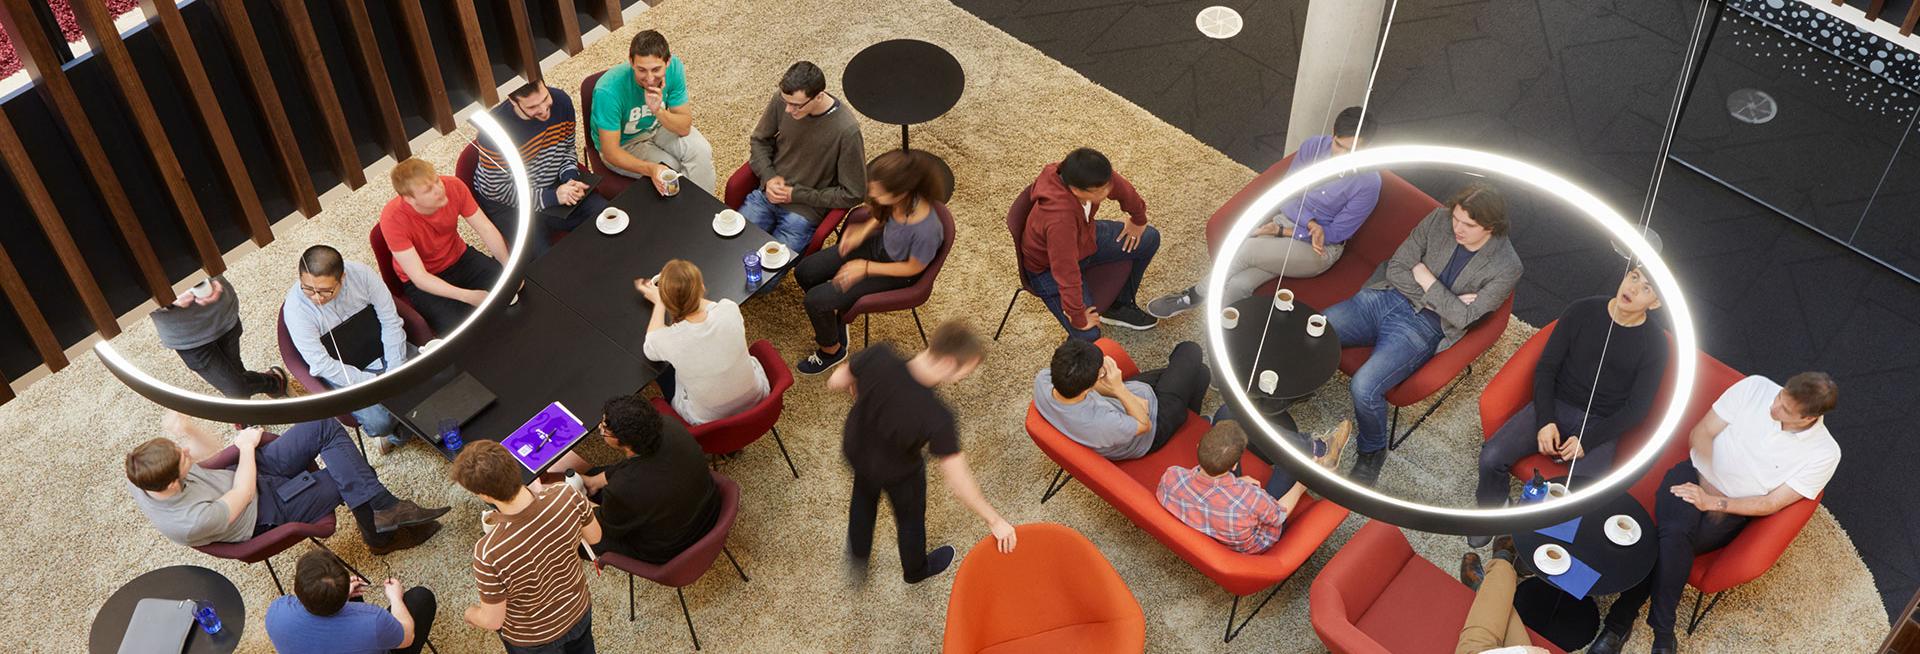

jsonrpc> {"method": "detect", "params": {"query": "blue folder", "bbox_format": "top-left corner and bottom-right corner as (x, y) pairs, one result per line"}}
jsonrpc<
(1543, 554), (1602, 598)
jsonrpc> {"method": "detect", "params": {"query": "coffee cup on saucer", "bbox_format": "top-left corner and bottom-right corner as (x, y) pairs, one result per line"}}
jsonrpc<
(713, 209), (746, 236)
(596, 207), (630, 235)
(1273, 288), (1296, 312)
(1534, 544), (1572, 575)
(1222, 307), (1240, 329)
(1605, 514), (1642, 545)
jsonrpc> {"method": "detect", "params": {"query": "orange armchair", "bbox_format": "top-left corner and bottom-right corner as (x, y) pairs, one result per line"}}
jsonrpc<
(942, 523), (1144, 653)
(1026, 339), (1350, 642)
(1682, 491), (1824, 634)
(1310, 520), (1562, 653)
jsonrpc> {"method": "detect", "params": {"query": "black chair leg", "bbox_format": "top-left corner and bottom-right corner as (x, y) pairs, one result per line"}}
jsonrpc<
(677, 587), (701, 650)
(308, 537), (368, 584)
(627, 573), (636, 622)
(911, 307), (927, 346)
(770, 427), (799, 479)
(1687, 590), (1725, 635)
(425, 640), (438, 654)
(265, 557), (286, 596)
(1040, 467), (1074, 503)
(1388, 364), (1472, 451)
(349, 423), (366, 459)
(993, 288), (1022, 341)
(723, 546), (749, 583)
(863, 314), (870, 349)
(1223, 583), (1286, 643)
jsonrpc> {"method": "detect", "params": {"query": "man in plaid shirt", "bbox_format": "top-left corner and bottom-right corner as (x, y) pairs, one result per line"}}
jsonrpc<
(1157, 418), (1349, 554)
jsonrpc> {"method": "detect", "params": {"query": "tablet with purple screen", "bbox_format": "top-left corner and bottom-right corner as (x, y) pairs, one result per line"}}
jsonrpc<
(503, 402), (587, 474)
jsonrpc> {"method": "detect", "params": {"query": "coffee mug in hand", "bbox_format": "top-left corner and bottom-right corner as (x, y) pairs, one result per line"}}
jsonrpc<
(1306, 313), (1328, 337)
(1274, 288), (1296, 311)
(1222, 307), (1240, 329)
(658, 168), (681, 196)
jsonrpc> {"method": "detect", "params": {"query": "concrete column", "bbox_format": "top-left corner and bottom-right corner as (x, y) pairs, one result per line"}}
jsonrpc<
(1286, 0), (1388, 152)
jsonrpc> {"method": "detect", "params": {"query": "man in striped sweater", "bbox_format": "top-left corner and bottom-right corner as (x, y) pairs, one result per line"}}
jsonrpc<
(453, 441), (602, 653)
(473, 79), (609, 259)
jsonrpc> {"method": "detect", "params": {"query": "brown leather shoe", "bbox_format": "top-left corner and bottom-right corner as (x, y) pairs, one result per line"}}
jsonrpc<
(1490, 535), (1517, 565)
(1459, 551), (1485, 590)
(369, 521), (442, 555)
(373, 499), (451, 533)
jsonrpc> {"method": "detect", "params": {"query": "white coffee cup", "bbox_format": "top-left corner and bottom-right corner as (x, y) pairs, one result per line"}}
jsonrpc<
(717, 208), (744, 226)
(1273, 288), (1296, 312)
(1546, 482), (1569, 500)
(1222, 307), (1240, 329)
(188, 279), (214, 299)
(1257, 370), (1279, 395)
(1306, 313), (1327, 337)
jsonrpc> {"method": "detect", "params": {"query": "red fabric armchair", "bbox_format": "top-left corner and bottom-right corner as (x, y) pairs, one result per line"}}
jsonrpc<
(191, 432), (340, 597)
(1310, 520), (1562, 653)
(834, 204), (955, 348)
(651, 340), (799, 478)
(596, 471), (748, 650)
(942, 523), (1145, 654)
(1025, 338), (1350, 642)
(722, 163), (851, 257)
(578, 70), (635, 200)
(993, 184), (1134, 341)
(1341, 295), (1513, 449)
(1204, 153), (1441, 310)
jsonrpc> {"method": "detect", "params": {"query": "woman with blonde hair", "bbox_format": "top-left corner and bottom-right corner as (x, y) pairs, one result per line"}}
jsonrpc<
(634, 260), (769, 424)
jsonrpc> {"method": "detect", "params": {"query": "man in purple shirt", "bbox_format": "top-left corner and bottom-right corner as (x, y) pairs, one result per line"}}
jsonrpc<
(1147, 107), (1382, 318)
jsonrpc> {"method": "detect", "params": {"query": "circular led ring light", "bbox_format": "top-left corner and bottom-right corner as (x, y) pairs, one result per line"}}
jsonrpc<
(1206, 145), (1698, 535)
(96, 113), (536, 426)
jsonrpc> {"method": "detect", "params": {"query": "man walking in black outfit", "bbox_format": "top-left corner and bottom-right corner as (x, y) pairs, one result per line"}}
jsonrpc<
(829, 322), (1016, 583)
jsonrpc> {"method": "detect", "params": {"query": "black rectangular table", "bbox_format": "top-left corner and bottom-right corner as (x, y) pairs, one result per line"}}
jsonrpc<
(383, 181), (786, 481)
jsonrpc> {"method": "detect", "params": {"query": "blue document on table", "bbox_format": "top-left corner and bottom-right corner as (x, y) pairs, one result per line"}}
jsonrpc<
(504, 402), (587, 474)
(1535, 516), (1581, 543)
(1544, 554), (1602, 598)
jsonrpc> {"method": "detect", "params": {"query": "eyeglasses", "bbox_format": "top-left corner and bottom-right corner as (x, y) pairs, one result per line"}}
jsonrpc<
(300, 285), (340, 299)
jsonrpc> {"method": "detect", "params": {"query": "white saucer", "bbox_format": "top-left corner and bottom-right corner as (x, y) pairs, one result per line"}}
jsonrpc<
(713, 217), (745, 237)
(1533, 544), (1572, 576)
(596, 208), (630, 235)
(1604, 514), (1642, 546)
(757, 241), (794, 269)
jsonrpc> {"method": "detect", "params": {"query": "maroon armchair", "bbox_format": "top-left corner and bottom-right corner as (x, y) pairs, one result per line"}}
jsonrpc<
(723, 163), (851, 257)
(578, 70), (636, 200)
(367, 223), (418, 322)
(994, 184), (1133, 341)
(595, 471), (748, 651)
(191, 432), (339, 597)
(651, 340), (799, 478)
(833, 204), (954, 348)
(275, 298), (432, 454)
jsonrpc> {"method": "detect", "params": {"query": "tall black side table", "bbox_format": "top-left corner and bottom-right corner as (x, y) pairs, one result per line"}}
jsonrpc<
(843, 39), (963, 201)
(89, 565), (245, 654)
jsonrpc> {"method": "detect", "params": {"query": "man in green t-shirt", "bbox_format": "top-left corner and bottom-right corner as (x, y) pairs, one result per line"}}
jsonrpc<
(591, 30), (716, 194)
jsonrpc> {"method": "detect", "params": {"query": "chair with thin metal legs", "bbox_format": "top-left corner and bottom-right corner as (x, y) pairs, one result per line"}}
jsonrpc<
(594, 471), (747, 650)
(651, 340), (799, 478)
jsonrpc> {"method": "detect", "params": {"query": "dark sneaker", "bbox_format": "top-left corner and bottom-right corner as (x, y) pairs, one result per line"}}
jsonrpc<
(1458, 552), (1485, 590)
(1144, 289), (1199, 319)
(1100, 304), (1158, 330)
(1350, 449), (1386, 486)
(797, 347), (847, 376)
(265, 366), (291, 398)
(1586, 625), (1630, 654)
(369, 521), (442, 555)
(372, 499), (451, 533)
(904, 545), (956, 584)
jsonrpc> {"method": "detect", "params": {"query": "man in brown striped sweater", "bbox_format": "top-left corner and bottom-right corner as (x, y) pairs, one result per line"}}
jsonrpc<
(451, 441), (603, 653)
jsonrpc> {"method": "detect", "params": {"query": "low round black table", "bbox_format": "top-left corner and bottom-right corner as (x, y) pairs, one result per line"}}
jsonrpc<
(843, 39), (962, 201)
(1218, 294), (1341, 432)
(89, 565), (245, 654)
(1511, 476), (1657, 651)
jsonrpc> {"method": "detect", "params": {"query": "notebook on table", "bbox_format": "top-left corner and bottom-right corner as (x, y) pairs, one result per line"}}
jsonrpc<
(539, 173), (605, 220)
(402, 372), (497, 444)
(504, 402), (588, 475)
(321, 305), (385, 370)
(117, 598), (195, 654)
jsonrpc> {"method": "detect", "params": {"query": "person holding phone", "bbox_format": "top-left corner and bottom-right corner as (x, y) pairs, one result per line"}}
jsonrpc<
(591, 30), (716, 194)
(149, 275), (289, 399)
(265, 551), (436, 654)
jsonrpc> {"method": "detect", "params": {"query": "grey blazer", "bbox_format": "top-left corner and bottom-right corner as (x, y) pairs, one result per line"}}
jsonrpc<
(1363, 206), (1522, 351)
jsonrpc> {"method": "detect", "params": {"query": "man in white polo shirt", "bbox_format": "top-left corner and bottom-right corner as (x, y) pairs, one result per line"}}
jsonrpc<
(1589, 372), (1840, 654)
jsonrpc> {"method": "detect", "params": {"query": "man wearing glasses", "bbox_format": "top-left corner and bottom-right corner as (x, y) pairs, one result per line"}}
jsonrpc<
(283, 245), (414, 454)
(741, 60), (866, 253)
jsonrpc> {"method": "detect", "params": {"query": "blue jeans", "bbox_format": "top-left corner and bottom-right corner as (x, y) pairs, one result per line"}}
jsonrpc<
(1324, 288), (1445, 453)
(502, 608), (595, 654)
(350, 404), (402, 445)
(249, 419), (400, 548)
(1024, 219), (1161, 341)
(739, 189), (817, 254)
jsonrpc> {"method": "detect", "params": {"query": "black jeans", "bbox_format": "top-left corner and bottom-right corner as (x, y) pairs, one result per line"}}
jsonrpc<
(393, 586), (437, 654)
(795, 236), (916, 349)
(501, 608), (594, 654)
(480, 193), (606, 260)
(175, 322), (280, 399)
(847, 467), (929, 582)
(1130, 341), (1211, 455)
(1602, 461), (1749, 640)
(403, 247), (504, 336)
(1475, 400), (1618, 507)
(248, 419), (401, 548)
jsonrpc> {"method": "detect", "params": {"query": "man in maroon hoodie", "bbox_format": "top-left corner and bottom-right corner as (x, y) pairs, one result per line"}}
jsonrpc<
(1019, 148), (1161, 340)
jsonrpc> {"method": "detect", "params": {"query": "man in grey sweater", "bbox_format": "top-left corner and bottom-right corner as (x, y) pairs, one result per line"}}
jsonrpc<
(151, 276), (289, 400)
(283, 245), (414, 453)
(742, 61), (867, 253)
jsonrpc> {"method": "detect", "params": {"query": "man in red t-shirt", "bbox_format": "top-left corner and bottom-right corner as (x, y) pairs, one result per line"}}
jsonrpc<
(379, 159), (511, 334)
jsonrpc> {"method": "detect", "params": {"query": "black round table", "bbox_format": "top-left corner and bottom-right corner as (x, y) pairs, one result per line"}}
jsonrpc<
(1510, 476), (1656, 651)
(843, 39), (962, 201)
(1218, 295), (1341, 429)
(89, 565), (245, 654)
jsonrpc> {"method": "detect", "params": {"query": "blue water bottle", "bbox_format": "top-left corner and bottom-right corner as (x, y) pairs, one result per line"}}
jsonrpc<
(438, 418), (463, 451)
(744, 253), (763, 288)
(192, 600), (223, 634)
(1520, 468), (1548, 504)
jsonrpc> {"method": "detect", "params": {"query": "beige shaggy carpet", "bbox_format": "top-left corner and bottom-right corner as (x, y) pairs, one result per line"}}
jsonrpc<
(16, 0), (1885, 651)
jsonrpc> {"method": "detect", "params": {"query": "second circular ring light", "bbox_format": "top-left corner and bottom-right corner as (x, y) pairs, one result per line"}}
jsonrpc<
(1205, 145), (1698, 535)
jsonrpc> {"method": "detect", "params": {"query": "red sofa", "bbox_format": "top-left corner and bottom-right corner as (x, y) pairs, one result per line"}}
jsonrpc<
(1478, 326), (1825, 633)
(1025, 338), (1350, 642)
(1310, 520), (1563, 654)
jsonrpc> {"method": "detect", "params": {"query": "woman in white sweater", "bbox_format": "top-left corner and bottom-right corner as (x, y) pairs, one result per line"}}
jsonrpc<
(634, 259), (770, 424)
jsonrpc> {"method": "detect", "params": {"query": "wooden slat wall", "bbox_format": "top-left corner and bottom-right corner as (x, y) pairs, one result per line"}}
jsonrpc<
(0, 0), (632, 396)
(1905, 3), (1920, 36)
